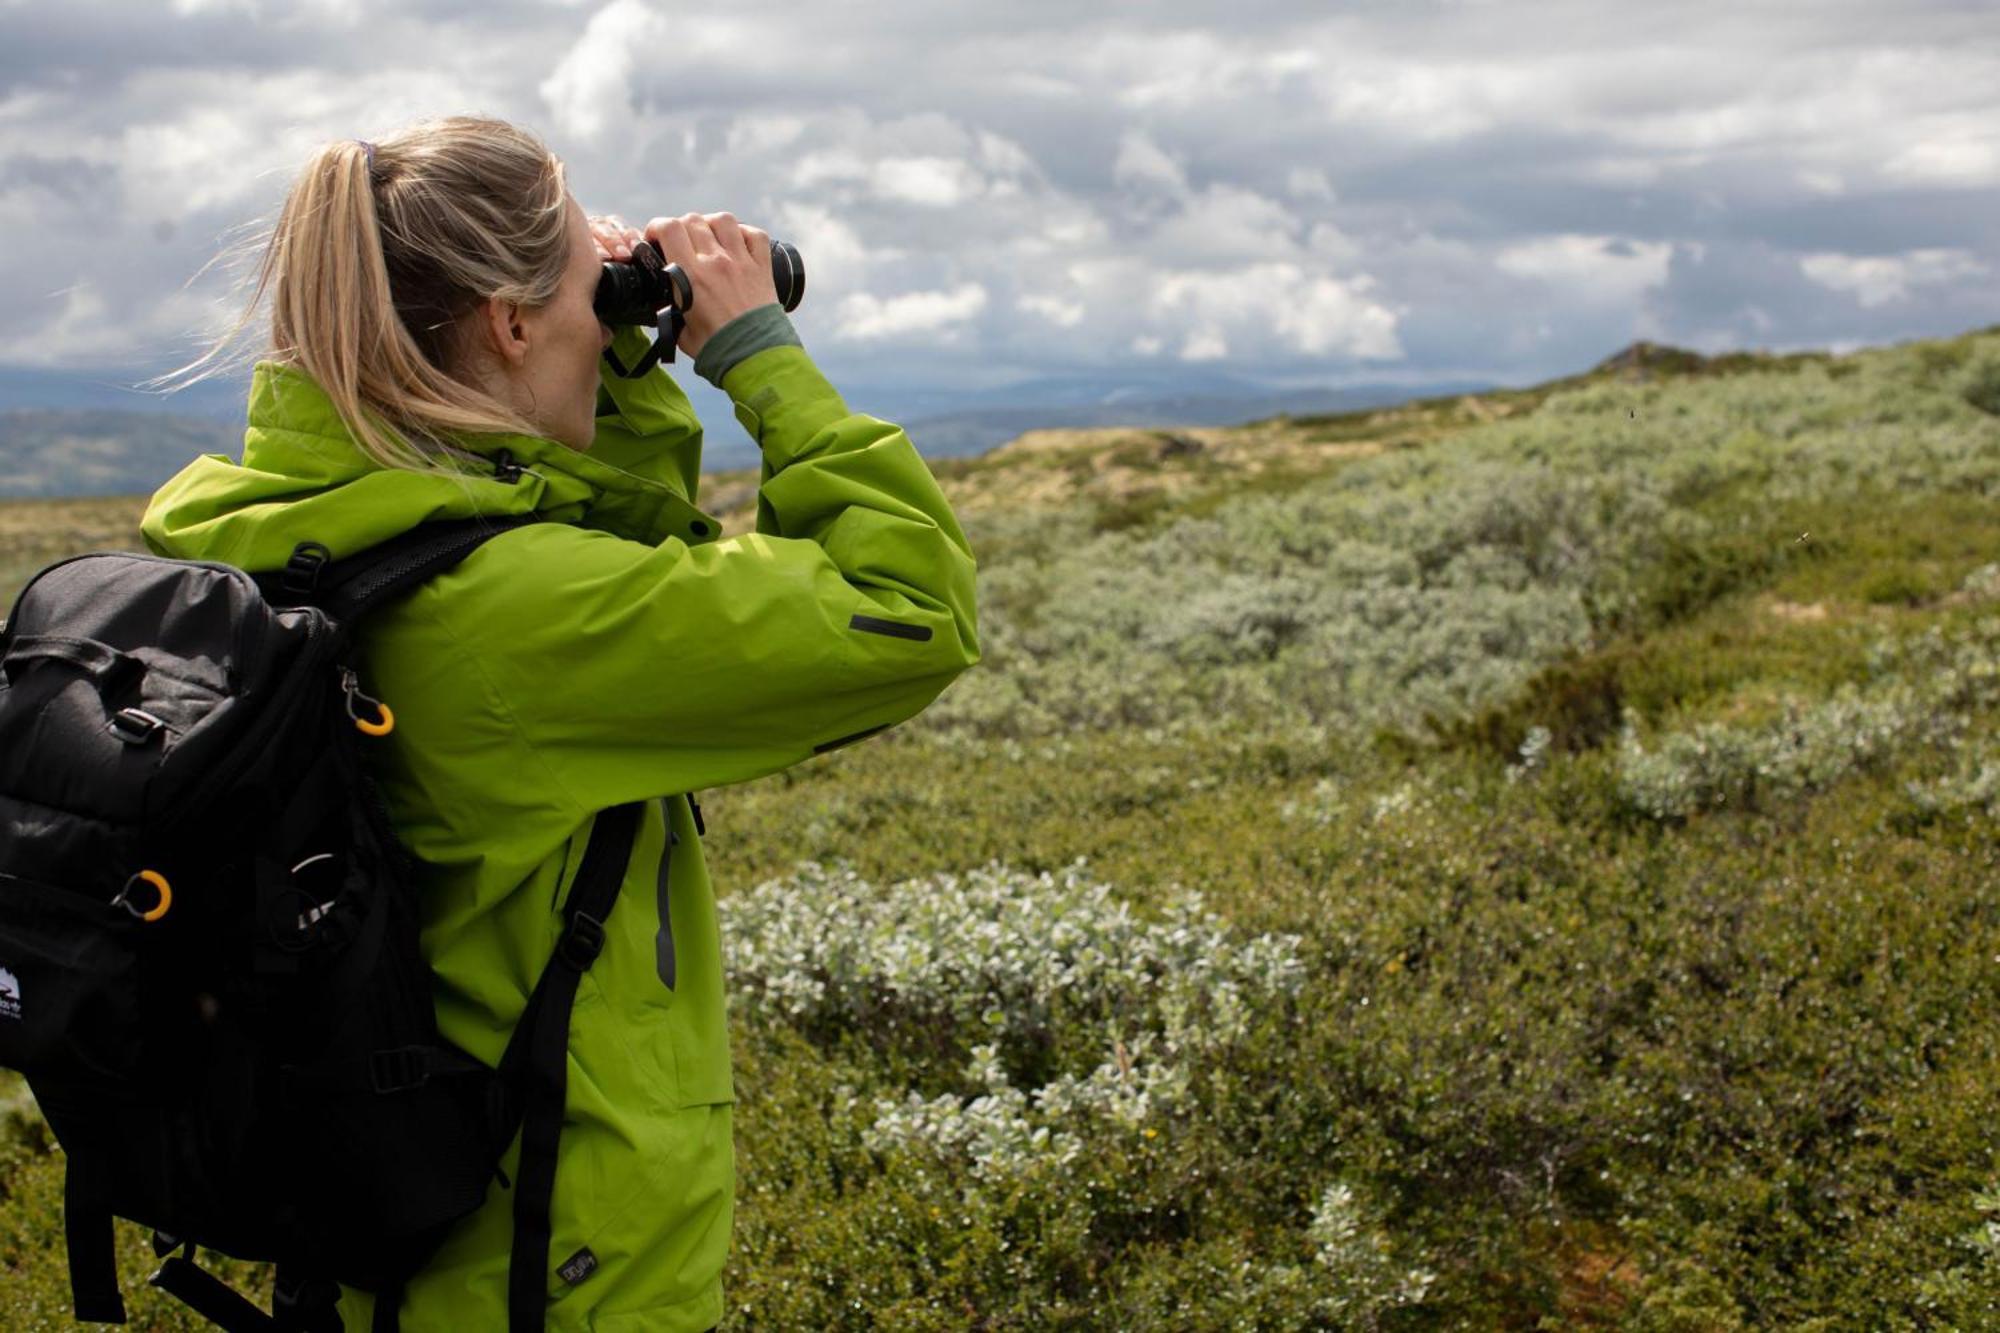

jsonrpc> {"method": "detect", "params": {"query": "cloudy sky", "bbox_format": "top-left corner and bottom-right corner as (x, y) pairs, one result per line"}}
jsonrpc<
(2, 0), (1996, 425)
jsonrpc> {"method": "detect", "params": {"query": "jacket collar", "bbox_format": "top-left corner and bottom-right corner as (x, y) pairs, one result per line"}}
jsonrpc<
(141, 360), (694, 571)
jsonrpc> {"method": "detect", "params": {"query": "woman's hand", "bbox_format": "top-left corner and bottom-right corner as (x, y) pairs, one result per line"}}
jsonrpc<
(642, 211), (778, 360)
(588, 213), (643, 263)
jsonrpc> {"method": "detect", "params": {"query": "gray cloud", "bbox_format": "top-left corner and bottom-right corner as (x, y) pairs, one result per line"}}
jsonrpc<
(1, 0), (1996, 413)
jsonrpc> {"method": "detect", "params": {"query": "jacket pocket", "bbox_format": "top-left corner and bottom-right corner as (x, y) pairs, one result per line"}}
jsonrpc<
(661, 796), (731, 1107)
(568, 799), (730, 1111)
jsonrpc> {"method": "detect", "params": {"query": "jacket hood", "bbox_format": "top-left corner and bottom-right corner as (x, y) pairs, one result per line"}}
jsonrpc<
(141, 358), (707, 570)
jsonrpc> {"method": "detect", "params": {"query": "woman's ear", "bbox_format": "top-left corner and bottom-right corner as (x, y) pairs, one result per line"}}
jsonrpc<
(475, 293), (531, 368)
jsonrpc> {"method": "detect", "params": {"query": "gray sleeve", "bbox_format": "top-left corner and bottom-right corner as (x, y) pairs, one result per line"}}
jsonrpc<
(693, 303), (803, 389)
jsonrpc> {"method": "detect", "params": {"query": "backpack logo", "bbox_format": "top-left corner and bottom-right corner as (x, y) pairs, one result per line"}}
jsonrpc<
(0, 966), (19, 1020)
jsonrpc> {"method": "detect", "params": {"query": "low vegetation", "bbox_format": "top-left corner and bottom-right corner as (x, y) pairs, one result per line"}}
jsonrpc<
(6, 329), (2000, 1328)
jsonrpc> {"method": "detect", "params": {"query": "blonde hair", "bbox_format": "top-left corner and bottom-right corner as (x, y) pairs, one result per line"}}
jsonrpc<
(152, 115), (573, 472)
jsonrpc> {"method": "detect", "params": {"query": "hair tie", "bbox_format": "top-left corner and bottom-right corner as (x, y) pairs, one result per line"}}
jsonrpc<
(353, 139), (376, 173)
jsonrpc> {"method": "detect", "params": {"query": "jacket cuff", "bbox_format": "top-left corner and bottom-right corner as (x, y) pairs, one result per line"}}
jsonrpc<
(694, 304), (802, 389)
(720, 344), (852, 470)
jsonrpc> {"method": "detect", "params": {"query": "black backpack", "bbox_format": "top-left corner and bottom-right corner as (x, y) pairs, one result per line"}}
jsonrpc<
(0, 518), (645, 1332)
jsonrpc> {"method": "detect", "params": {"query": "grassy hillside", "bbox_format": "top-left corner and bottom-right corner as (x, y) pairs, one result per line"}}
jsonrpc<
(6, 330), (2000, 1327)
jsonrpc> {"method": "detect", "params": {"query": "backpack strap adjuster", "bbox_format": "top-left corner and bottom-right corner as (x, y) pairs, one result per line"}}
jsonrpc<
(281, 541), (332, 601)
(556, 911), (607, 970)
(109, 707), (168, 745)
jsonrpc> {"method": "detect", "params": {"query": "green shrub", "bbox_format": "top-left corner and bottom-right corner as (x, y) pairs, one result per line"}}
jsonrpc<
(1959, 358), (2000, 416)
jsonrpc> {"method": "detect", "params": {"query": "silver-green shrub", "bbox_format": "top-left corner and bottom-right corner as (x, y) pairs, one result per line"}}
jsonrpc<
(720, 860), (1446, 1318)
(1912, 1181), (2000, 1322)
(1305, 1181), (1439, 1319)
(1617, 619), (2000, 819)
(722, 861), (1304, 1178)
(935, 335), (2000, 747)
(723, 860), (1303, 1048)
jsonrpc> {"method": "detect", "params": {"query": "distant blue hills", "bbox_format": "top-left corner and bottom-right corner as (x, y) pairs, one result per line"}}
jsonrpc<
(0, 360), (1493, 499)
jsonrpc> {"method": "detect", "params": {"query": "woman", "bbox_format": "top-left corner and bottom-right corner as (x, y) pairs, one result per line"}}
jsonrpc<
(140, 115), (979, 1331)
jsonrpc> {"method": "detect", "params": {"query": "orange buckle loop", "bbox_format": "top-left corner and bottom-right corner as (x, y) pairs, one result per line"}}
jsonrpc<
(354, 701), (395, 737)
(340, 666), (396, 737)
(115, 870), (173, 923)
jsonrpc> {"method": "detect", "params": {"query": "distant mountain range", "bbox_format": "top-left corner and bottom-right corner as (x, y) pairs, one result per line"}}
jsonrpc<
(0, 410), (242, 500)
(0, 360), (1494, 498)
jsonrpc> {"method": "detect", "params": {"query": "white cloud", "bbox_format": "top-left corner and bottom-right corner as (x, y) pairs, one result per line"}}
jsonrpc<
(872, 156), (982, 207)
(1286, 167), (1335, 201)
(1147, 184), (1305, 263)
(1799, 247), (1989, 308)
(539, 0), (668, 144)
(1152, 263), (1402, 360)
(723, 112), (809, 158)
(1112, 131), (1187, 193)
(977, 131), (1038, 181)
(113, 65), (486, 223)
(1884, 136), (2000, 189)
(121, 104), (289, 218)
(1018, 293), (1085, 327)
(836, 282), (989, 341)
(1085, 30), (1236, 110)
(768, 200), (881, 295)
(792, 138), (996, 208)
(794, 147), (872, 190)
(0, 280), (223, 367)
(1495, 234), (1672, 303)
(1306, 221), (1361, 266)
(1182, 330), (1228, 361)
(1307, 55), (1546, 142)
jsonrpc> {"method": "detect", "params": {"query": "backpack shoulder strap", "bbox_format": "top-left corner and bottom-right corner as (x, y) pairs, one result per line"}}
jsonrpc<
(496, 800), (645, 1333)
(251, 517), (537, 623)
(64, 1147), (127, 1324)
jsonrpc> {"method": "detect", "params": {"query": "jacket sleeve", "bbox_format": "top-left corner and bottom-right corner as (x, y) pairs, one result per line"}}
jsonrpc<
(424, 342), (979, 809)
(580, 325), (706, 503)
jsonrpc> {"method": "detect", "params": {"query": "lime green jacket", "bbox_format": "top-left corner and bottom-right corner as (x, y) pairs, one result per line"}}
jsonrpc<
(139, 329), (979, 1331)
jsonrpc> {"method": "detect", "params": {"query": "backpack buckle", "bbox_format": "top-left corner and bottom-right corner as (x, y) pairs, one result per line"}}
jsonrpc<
(281, 541), (332, 601)
(557, 911), (607, 970)
(108, 707), (167, 745)
(368, 1046), (432, 1094)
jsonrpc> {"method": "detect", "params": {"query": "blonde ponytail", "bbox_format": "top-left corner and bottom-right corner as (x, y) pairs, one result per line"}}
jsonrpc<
(149, 116), (574, 474)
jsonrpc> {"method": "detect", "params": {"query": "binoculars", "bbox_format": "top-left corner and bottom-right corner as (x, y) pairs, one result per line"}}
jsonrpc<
(595, 238), (804, 379)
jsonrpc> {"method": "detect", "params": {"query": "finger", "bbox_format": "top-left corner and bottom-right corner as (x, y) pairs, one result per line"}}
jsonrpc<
(704, 211), (746, 256)
(588, 214), (632, 258)
(646, 215), (694, 263)
(678, 211), (722, 256)
(738, 223), (770, 262)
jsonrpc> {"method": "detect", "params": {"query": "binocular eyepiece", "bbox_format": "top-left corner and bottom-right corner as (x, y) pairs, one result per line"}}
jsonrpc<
(594, 238), (804, 379)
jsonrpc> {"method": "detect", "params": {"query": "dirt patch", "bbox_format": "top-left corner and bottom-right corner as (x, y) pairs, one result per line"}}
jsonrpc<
(1560, 1245), (1643, 1323)
(1766, 599), (1830, 623)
